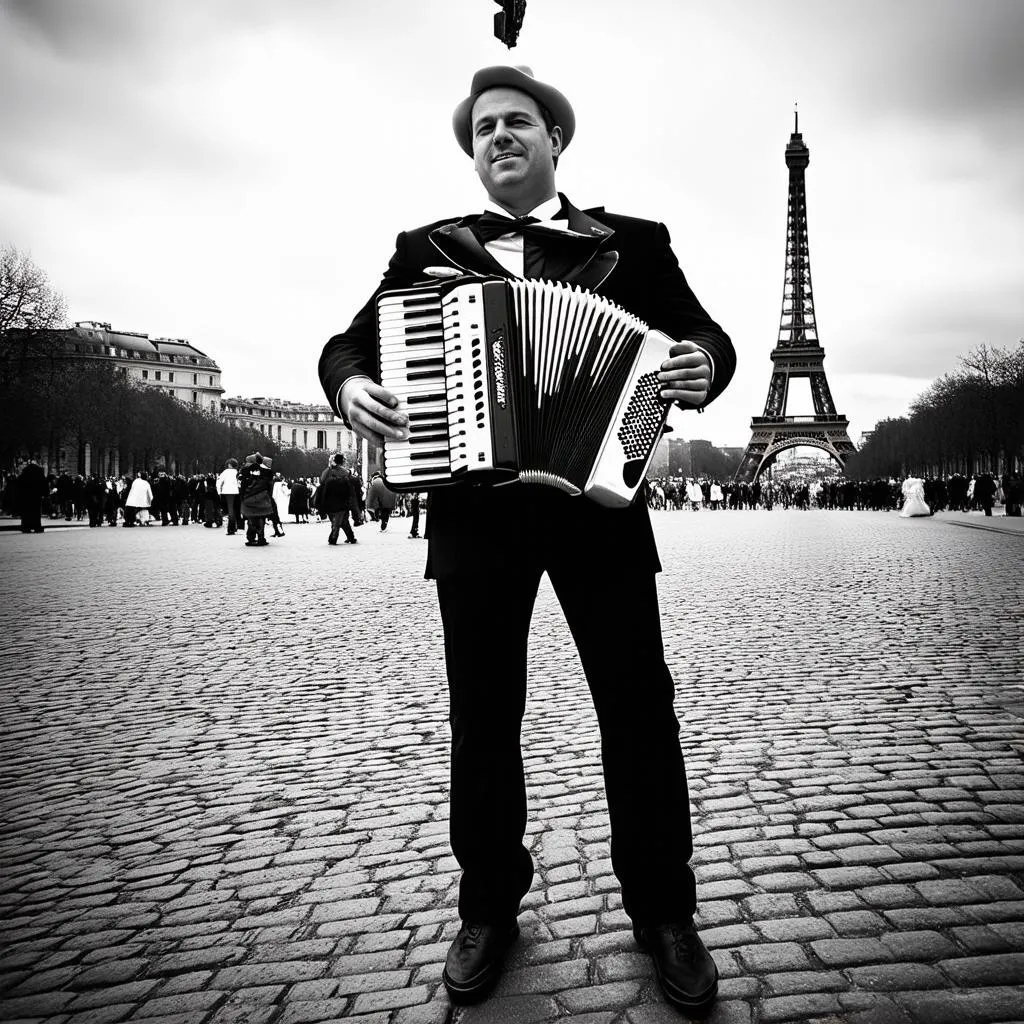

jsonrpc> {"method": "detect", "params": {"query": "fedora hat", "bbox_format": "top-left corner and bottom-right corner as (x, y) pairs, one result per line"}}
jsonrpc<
(452, 65), (575, 158)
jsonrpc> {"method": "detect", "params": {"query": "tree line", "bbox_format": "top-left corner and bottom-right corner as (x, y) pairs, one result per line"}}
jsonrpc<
(845, 340), (1023, 480)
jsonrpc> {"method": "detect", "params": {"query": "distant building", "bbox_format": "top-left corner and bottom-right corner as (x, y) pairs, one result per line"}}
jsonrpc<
(70, 321), (224, 415)
(220, 396), (357, 454)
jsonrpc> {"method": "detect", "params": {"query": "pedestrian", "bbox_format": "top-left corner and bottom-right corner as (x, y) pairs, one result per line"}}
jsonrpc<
(202, 473), (221, 528)
(289, 479), (312, 523)
(1004, 471), (1022, 517)
(154, 471), (174, 525)
(686, 478), (703, 511)
(899, 477), (930, 517)
(217, 458), (241, 535)
(123, 471), (153, 527)
(974, 472), (996, 517)
(318, 64), (734, 1015)
(238, 453), (275, 546)
(408, 491), (423, 538)
(16, 459), (48, 533)
(272, 474), (290, 536)
(172, 473), (190, 525)
(366, 471), (397, 531)
(84, 474), (105, 527)
(318, 453), (357, 545)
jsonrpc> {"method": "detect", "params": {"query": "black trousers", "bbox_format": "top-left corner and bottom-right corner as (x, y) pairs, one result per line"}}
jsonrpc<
(437, 564), (696, 926)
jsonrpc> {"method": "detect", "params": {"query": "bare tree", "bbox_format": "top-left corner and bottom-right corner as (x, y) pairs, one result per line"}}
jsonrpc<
(0, 244), (69, 388)
(0, 244), (67, 335)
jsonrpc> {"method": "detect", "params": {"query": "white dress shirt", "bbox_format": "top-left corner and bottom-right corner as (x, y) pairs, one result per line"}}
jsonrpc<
(480, 195), (565, 278)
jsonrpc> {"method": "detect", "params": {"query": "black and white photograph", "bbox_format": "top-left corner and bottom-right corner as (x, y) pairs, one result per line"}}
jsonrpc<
(2, 1), (1022, 1022)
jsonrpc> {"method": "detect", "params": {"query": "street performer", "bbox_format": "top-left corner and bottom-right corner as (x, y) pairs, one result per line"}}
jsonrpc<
(318, 64), (736, 1015)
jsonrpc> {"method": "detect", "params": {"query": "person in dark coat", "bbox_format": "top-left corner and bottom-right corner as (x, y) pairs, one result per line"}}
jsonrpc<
(317, 65), (734, 1014)
(288, 479), (311, 523)
(17, 459), (48, 533)
(172, 474), (190, 524)
(238, 453), (275, 545)
(317, 453), (357, 545)
(201, 473), (221, 528)
(1003, 471), (1022, 517)
(973, 472), (997, 516)
(55, 471), (73, 520)
(153, 472), (174, 525)
(84, 475), (105, 527)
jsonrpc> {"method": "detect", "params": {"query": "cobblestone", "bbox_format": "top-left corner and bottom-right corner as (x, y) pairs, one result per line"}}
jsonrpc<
(2, 510), (1022, 1023)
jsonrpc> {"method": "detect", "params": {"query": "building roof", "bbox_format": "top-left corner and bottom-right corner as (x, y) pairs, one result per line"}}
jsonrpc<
(71, 322), (219, 367)
(225, 396), (334, 413)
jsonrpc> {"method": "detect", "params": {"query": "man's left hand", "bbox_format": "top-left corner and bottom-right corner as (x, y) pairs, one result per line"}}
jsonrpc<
(659, 340), (711, 407)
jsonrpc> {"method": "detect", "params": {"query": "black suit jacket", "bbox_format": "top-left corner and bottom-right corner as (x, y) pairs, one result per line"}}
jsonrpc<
(319, 195), (735, 581)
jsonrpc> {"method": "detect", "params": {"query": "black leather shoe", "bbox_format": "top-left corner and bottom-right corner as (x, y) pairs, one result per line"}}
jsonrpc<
(634, 920), (718, 1015)
(442, 920), (519, 1004)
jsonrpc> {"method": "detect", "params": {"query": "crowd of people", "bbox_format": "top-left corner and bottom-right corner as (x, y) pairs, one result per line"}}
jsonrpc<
(644, 471), (1022, 516)
(5, 461), (1020, 537)
(3, 454), (428, 541)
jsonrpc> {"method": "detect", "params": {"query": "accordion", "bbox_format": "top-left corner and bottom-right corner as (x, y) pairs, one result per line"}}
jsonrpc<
(378, 275), (674, 508)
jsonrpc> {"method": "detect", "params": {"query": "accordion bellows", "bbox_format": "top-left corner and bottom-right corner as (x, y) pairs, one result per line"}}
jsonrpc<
(378, 276), (673, 507)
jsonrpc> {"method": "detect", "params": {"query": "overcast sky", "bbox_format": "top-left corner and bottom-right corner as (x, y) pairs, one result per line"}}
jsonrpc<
(2, 0), (1022, 447)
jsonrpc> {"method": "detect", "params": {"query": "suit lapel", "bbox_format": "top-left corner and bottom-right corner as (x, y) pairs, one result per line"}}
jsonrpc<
(428, 222), (512, 278)
(550, 197), (619, 290)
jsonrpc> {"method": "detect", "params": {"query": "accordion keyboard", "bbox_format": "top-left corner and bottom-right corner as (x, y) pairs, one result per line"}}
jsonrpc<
(378, 289), (455, 485)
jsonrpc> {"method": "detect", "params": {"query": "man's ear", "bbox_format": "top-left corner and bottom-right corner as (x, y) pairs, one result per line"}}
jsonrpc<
(550, 125), (562, 157)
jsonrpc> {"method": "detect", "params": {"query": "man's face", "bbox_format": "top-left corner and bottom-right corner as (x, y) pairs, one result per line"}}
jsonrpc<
(471, 87), (560, 204)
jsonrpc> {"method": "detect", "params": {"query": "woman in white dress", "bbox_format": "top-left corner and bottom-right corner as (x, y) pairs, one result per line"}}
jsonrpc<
(123, 472), (154, 526)
(273, 476), (291, 524)
(686, 479), (704, 510)
(900, 477), (931, 517)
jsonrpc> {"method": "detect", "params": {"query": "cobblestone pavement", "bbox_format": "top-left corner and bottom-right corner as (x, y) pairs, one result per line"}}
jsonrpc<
(1, 509), (1022, 1024)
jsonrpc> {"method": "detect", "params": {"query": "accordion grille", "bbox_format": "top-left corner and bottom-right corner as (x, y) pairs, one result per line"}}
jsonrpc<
(508, 280), (648, 494)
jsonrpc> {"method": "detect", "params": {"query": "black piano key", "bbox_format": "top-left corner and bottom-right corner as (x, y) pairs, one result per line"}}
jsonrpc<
(408, 411), (444, 422)
(411, 450), (448, 460)
(409, 434), (449, 446)
(409, 422), (444, 432)
(407, 393), (446, 404)
(407, 369), (446, 381)
(407, 357), (445, 368)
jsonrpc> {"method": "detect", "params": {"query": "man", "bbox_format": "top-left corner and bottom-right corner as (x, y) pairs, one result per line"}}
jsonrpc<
(217, 458), (241, 535)
(319, 66), (735, 1016)
(154, 471), (174, 525)
(366, 471), (397, 532)
(318, 453), (358, 545)
(238, 453), (274, 545)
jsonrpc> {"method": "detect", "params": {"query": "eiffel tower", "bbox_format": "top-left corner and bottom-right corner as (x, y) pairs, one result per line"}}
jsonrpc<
(735, 112), (855, 484)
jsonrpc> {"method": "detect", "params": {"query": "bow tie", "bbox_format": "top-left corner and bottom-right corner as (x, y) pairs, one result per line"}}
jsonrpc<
(471, 210), (575, 244)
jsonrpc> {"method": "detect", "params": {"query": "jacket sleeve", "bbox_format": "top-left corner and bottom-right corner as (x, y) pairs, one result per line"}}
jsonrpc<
(318, 231), (423, 422)
(647, 222), (736, 409)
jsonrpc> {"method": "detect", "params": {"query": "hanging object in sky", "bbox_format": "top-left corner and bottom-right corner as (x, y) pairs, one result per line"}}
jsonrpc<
(493, 0), (527, 47)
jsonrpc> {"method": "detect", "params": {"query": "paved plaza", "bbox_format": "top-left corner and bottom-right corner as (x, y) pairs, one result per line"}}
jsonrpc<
(1, 509), (1023, 1024)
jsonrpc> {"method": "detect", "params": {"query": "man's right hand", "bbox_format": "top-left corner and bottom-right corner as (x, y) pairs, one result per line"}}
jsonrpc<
(341, 378), (409, 444)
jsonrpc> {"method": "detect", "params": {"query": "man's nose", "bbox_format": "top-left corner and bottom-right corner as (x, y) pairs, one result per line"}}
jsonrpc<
(492, 118), (513, 144)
